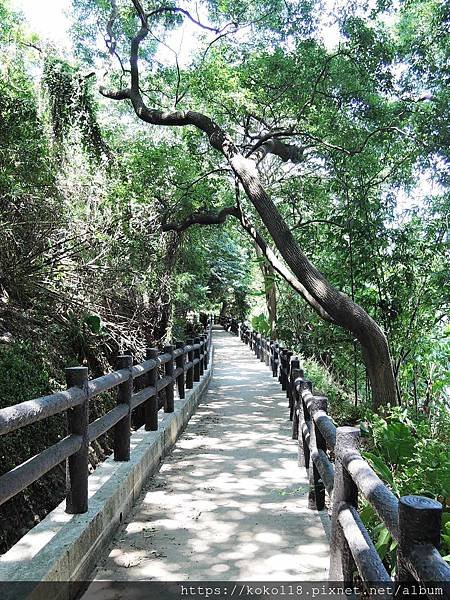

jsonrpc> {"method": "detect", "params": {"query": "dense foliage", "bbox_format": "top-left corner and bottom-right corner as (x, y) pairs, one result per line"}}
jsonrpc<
(0, 0), (448, 565)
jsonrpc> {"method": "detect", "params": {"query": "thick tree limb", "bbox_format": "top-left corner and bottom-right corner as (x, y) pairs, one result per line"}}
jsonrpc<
(256, 139), (306, 163)
(162, 206), (239, 233)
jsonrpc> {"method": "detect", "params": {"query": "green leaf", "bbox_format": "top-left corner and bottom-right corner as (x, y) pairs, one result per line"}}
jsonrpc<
(84, 314), (102, 334)
(362, 451), (400, 496)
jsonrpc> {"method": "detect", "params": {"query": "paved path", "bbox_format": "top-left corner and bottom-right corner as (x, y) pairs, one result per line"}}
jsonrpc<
(86, 329), (329, 583)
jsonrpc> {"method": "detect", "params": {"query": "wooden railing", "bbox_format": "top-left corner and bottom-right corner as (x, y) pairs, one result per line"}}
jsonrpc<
(0, 324), (212, 515)
(221, 317), (450, 593)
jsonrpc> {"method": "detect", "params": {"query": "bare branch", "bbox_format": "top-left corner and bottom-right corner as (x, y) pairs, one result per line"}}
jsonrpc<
(146, 6), (220, 33)
(105, 0), (118, 55)
(99, 87), (131, 100)
(162, 206), (239, 233)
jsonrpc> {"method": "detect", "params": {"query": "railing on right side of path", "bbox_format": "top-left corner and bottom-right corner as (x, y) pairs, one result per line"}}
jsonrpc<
(220, 316), (450, 595)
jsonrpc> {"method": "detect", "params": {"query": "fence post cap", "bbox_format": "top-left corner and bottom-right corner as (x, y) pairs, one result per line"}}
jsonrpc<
(399, 495), (442, 547)
(300, 379), (313, 393)
(66, 366), (88, 373)
(335, 426), (360, 452)
(310, 394), (328, 412)
(117, 354), (133, 370)
(65, 366), (88, 387)
(399, 495), (441, 512)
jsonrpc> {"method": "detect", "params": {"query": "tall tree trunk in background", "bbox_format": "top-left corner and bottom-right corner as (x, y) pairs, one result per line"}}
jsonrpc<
(254, 242), (277, 339)
(219, 300), (228, 319)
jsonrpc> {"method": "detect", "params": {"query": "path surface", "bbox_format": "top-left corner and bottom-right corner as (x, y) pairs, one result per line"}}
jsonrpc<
(86, 329), (329, 583)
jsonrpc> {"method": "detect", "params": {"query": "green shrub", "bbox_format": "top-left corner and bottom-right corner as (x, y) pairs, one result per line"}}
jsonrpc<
(302, 356), (365, 425)
(360, 406), (450, 572)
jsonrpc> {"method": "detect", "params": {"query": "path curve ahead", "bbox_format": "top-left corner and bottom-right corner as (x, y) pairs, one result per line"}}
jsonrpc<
(86, 329), (329, 583)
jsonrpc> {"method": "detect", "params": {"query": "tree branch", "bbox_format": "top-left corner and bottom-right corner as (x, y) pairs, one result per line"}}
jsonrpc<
(162, 206), (239, 233)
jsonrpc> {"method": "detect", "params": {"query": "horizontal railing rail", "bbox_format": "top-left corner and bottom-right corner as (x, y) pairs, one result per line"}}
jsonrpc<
(220, 316), (450, 593)
(0, 322), (213, 514)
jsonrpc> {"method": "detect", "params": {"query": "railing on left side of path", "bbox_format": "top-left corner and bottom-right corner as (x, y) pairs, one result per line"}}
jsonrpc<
(0, 322), (213, 515)
(220, 315), (450, 594)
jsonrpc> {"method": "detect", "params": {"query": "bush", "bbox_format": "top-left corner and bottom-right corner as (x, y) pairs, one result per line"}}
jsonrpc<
(302, 356), (365, 425)
(360, 405), (450, 572)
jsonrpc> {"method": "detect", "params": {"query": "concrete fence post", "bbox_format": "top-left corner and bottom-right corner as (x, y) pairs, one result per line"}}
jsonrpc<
(308, 395), (328, 511)
(199, 335), (205, 376)
(164, 345), (174, 413)
(329, 426), (360, 582)
(114, 354), (133, 462)
(271, 342), (278, 377)
(298, 379), (312, 467)
(175, 341), (185, 400)
(291, 366), (302, 440)
(289, 357), (300, 421)
(186, 339), (194, 389)
(397, 495), (442, 587)
(145, 348), (159, 431)
(193, 337), (201, 382)
(65, 366), (89, 514)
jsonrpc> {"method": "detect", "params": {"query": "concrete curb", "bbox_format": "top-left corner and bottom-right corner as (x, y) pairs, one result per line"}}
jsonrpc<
(0, 346), (214, 598)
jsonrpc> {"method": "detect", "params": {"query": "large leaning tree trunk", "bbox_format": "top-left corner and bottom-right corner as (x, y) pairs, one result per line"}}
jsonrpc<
(99, 0), (397, 410)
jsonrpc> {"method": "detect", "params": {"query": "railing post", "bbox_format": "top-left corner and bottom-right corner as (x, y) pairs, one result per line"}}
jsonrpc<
(65, 366), (89, 514)
(289, 357), (300, 421)
(285, 351), (293, 398)
(175, 341), (185, 399)
(145, 348), (159, 431)
(397, 495), (442, 588)
(280, 348), (287, 389)
(291, 366), (302, 440)
(330, 426), (360, 582)
(203, 331), (208, 370)
(308, 395), (328, 511)
(164, 345), (174, 413)
(193, 337), (201, 382)
(265, 338), (270, 366)
(114, 354), (133, 461)
(260, 336), (265, 362)
(199, 335), (205, 376)
(271, 342), (278, 377)
(298, 379), (312, 467)
(186, 338), (194, 389)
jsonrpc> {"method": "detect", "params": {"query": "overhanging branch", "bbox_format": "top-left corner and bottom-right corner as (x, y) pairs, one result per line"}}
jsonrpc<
(162, 206), (239, 233)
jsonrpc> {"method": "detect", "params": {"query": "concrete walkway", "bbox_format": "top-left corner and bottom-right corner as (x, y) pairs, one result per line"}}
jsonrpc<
(86, 329), (329, 583)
